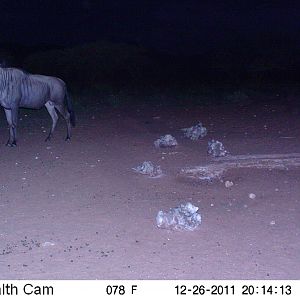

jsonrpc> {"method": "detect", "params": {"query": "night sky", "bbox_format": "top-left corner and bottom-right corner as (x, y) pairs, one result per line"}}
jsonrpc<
(1, 0), (299, 55)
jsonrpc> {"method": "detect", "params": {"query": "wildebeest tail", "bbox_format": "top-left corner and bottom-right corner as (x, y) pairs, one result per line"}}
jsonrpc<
(65, 89), (76, 127)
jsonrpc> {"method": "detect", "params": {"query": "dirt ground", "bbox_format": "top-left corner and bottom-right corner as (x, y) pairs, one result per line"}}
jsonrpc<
(0, 97), (299, 279)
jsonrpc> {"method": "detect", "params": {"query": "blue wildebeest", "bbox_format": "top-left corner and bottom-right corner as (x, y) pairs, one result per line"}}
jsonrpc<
(0, 67), (75, 146)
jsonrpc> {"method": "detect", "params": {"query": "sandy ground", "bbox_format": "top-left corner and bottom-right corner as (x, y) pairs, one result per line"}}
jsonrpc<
(0, 97), (299, 279)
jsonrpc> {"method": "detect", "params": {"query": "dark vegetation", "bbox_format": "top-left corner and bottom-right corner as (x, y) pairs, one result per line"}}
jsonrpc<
(1, 41), (300, 107)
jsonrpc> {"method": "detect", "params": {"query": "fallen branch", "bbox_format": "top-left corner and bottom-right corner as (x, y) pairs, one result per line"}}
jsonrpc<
(179, 153), (300, 181)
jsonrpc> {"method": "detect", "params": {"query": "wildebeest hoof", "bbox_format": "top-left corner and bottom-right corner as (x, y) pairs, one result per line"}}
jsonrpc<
(65, 136), (71, 141)
(6, 141), (17, 147)
(45, 135), (51, 142)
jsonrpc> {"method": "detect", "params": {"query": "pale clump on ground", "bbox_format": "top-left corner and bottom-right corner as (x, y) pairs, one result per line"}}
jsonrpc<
(154, 134), (178, 148)
(156, 202), (201, 231)
(207, 139), (228, 157)
(181, 122), (207, 140)
(132, 161), (163, 177)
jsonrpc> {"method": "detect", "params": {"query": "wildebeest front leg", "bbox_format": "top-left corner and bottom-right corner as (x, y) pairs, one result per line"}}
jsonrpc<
(4, 108), (18, 147)
(45, 101), (58, 141)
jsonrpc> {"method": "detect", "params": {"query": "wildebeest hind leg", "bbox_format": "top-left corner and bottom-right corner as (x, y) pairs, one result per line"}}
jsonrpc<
(55, 104), (72, 141)
(4, 108), (18, 147)
(45, 102), (58, 141)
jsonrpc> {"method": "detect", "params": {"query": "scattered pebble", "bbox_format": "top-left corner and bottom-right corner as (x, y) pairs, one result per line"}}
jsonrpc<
(270, 220), (276, 225)
(248, 193), (256, 199)
(225, 180), (234, 188)
(42, 242), (55, 247)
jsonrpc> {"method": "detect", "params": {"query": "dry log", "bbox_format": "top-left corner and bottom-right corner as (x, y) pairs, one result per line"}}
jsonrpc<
(179, 153), (300, 181)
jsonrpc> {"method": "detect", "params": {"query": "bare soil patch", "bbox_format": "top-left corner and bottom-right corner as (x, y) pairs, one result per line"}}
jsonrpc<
(0, 99), (299, 279)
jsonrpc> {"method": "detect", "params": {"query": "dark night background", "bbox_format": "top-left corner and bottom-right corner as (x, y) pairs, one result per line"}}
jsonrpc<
(1, 0), (300, 102)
